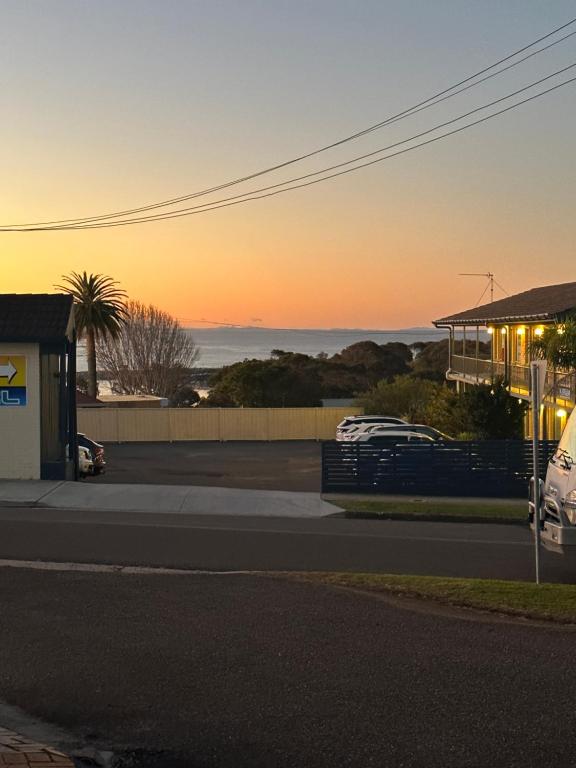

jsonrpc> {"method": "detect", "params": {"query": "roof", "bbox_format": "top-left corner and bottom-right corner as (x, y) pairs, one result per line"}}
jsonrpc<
(0, 294), (74, 342)
(434, 282), (576, 326)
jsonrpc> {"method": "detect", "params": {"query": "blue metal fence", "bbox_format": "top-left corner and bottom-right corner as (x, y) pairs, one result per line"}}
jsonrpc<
(322, 440), (558, 498)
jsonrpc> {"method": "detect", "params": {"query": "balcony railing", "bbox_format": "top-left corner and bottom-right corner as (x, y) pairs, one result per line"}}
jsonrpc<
(450, 355), (500, 383)
(449, 355), (576, 406)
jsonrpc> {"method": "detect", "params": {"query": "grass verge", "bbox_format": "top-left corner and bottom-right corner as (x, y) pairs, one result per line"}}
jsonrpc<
(292, 572), (576, 624)
(329, 499), (526, 524)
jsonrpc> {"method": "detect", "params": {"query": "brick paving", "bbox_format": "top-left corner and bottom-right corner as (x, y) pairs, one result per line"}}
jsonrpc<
(0, 727), (74, 767)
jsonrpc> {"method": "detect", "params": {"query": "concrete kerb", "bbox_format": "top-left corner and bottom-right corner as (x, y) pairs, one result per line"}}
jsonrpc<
(0, 481), (340, 518)
(0, 480), (65, 508)
(322, 493), (526, 507)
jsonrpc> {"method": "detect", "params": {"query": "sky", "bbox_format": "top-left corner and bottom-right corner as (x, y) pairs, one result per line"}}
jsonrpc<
(1, 0), (576, 329)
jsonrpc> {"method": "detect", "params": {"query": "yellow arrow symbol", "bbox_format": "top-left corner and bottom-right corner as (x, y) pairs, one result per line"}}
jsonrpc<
(0, 360), (17, 384)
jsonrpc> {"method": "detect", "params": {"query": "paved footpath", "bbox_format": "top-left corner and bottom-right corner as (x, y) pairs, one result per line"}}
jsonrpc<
(0, 480), (335, 518)
(0, 726), (73, 766)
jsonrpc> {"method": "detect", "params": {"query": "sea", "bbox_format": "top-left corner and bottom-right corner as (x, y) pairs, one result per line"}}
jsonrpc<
(78, 326), (447, 372)
(188, 326), (447, 368)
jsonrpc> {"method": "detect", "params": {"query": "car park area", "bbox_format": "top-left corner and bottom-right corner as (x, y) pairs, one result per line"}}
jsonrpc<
(89, 440), (322, 491)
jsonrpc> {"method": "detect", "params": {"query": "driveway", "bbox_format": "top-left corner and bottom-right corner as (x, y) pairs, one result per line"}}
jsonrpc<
(91, 441), (321, 491)
(2, 567), (576, 768)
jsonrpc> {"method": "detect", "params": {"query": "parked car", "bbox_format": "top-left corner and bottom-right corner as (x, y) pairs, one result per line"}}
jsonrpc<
(336, 415), (408, 440)
(77, 433), (106, 474)
(78, 445), (94, 476)
(347, 430), (435, 444)
(358, 424), (454, 441)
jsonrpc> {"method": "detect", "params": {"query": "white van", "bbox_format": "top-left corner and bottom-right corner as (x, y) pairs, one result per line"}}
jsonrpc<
(531, 407), (576, 552)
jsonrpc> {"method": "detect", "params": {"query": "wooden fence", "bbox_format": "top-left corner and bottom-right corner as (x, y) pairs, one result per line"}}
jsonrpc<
(77, 407), (361, 442)
(322, 439), (558, 498)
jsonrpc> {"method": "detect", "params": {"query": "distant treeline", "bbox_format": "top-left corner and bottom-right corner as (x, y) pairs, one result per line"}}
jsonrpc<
(197, 338), (483, 408)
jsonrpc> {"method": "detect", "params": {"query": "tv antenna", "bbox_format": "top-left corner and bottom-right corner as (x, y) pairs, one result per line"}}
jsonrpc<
(459, 272), (509, 306)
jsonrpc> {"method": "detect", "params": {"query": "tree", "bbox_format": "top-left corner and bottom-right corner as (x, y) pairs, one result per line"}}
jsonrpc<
(76, 372), (90, 395)
(411, 339), (491, 382)
(356, 375), (442, 422)
(206, 359), (322, 407)
(356, 375), (526, 439)
(97, 300), (198, 401)
(530, 318), (576, 370)
(332, 341), (411, 384)
(57, 271), (128, 398)
(460, 378), (528, 439)
(170, 385), (200, 408)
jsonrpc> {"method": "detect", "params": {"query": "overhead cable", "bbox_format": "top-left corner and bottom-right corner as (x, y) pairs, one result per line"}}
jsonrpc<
(3, 16), (576, 228)
(5, 66), (575, 231)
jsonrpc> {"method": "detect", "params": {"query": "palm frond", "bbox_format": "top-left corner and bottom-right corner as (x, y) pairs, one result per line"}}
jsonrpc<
(56, 271), (128, 340)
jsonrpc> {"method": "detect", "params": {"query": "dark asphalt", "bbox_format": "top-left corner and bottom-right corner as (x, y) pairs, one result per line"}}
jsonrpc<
(2, 568), (576, 768)
(0, 507), (575, 582)
(91, 441), (321, 491)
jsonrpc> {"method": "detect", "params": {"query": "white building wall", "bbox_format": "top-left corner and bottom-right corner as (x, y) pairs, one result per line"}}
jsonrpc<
(0, 343), (40, 479)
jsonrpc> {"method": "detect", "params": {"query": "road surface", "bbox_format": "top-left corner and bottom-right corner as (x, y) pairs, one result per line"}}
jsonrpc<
(1, 567), (576, 768)
(0, 506), (574, 582)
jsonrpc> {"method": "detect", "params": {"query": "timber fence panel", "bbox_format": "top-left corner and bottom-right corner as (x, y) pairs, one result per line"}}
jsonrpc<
(118, 408), (171, 442)
(77, 409), (120, 442)
(220, 408), (270, 441)
(77, 406), (364, 442)
(169, 408), (221, 441)
(268, 408), (317, 440)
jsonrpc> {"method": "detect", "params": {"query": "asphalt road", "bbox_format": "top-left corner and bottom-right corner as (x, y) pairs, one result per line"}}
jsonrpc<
(91, 441), (321, 491)
(2, 567), (576, 768)
(0, 507), (575, 582)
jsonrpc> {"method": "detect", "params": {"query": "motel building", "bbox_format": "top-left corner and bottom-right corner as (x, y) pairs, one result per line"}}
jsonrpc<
(433, 281), (576, 441)
(0, 294), (77, 480)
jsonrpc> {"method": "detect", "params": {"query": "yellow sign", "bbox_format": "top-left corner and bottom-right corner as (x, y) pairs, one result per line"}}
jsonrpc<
(0, 356), (26, 387)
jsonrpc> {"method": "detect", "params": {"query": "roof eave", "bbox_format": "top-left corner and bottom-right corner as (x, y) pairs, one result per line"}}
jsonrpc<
(433, 312), (559, 327)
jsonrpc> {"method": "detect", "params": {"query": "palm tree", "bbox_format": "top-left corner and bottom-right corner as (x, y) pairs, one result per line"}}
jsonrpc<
(57, 271), (128, 398)
(530, 318), (576, 371)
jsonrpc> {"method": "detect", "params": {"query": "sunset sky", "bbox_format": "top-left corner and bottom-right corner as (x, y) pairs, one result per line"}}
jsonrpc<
(2, 1), (575, 328)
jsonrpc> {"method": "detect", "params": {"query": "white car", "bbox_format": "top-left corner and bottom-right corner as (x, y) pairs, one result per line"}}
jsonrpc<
(336, 415), (407, 440)
(347, 430), (435, 444)
(352, 423), (454, 441)
(78, 445), (94, 476)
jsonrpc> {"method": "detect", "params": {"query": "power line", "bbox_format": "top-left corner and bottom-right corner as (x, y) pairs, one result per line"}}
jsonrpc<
(67, 61), (575, 224)
(6, 67), (576, 232)
(4, 16), (576, 228)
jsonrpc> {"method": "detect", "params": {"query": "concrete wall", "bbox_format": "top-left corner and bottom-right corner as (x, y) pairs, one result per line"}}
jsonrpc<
(0, 343), (40, 479)
(77, 406), (362, 443)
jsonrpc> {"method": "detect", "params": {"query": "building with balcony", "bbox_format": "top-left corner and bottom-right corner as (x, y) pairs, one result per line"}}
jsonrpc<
(433, 281), (576, 440)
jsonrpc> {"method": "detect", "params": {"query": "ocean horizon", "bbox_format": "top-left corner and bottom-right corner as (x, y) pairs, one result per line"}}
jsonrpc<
(185, 326), (448, 369)
(77, 326), (449, 372)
